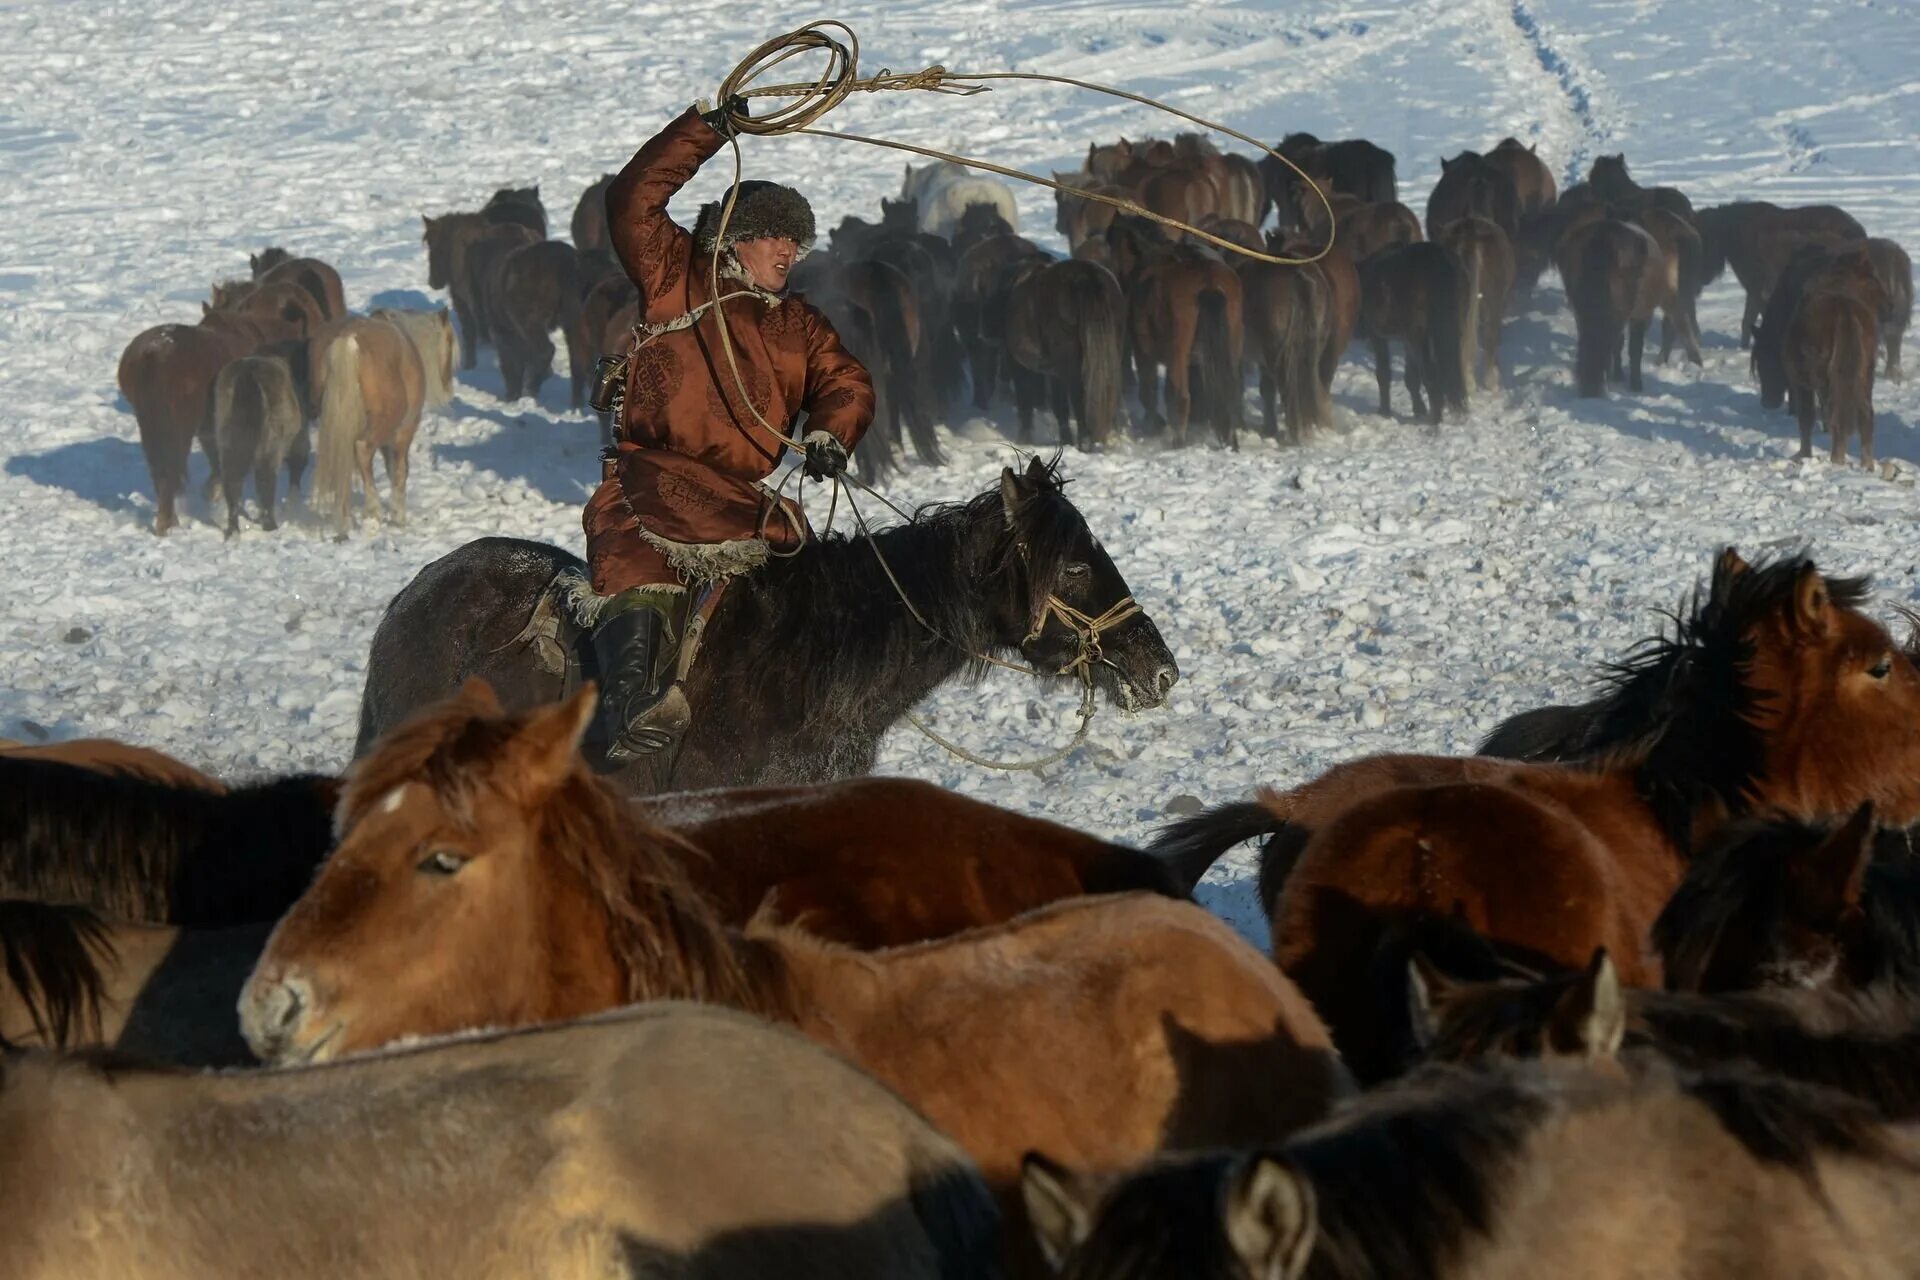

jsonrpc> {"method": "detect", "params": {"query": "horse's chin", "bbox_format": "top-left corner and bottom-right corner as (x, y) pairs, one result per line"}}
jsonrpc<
(272, 1019), (347, 1068)
(1103, 673), (1164, 714)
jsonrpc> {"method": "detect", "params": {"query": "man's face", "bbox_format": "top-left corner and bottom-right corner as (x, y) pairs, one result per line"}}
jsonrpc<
(735, 237), (801, 291)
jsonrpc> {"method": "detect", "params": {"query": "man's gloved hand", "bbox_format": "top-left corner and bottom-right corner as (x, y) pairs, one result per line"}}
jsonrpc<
(698, 94), (750, 141)
(802, 430), (849, 481)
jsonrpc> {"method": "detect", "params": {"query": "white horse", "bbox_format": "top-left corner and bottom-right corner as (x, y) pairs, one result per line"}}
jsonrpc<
(900, 161), (1019, 240)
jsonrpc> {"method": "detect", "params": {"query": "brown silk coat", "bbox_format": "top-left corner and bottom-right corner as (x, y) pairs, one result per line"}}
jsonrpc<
(584, 107), (875, 594)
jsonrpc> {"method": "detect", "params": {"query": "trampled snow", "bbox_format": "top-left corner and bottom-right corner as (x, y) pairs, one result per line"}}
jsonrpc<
(2, 0), (1917, 944)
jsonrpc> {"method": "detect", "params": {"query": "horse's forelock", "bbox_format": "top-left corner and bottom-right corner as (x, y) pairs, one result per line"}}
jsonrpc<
(338, 703), (519, 836)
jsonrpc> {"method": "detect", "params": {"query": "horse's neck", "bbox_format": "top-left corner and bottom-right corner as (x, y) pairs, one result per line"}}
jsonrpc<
(849, 517), (1007, 699)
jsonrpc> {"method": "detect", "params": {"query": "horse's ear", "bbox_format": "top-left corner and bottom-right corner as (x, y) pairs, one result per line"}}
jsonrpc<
(1000, 465), (1029, 526)
(1440, 155), (1455, 173)
(1224, 1154), (1317, 1280)
(1795, 802), (1877, 925)
(1020, 1151), (1093, 1270)
(505, 686), (597, 801)
(1405, 953), (1456, 1054)
(1548, 949), (1625, 1060)
(456, 676), (503, 713)
(1716, 546), (1751, 582)
(1791, 563), (1832, 639)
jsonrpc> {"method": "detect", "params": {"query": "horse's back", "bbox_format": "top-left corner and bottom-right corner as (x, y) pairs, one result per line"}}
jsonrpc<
(355, 537), (581, 756)
(0, 738), (226, 791)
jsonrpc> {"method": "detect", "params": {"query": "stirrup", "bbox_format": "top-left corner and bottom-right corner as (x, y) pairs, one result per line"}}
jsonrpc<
(605, 684), (691, 765)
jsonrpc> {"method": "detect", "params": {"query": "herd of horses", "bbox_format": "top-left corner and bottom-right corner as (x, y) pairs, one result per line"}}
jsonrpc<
(112, 126), (1917, 537)
(7, 534), (1920, 1275)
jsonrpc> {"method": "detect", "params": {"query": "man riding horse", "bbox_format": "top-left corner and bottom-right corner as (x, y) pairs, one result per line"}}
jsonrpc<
(585, 98), (874, 762)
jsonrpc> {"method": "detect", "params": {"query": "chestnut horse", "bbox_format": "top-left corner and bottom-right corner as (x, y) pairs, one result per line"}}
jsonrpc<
(1107, 219), (1243, 447)
(1560, 217), (1669, 396)
(243, 684), (1350, 1273)
(1239, 254), (1334, 442)
(249, 247), (348, 323)
(1787, 288), (1880, 468)
(310, 314), (426, 534)
(1484, 137), (1557, 215)
(0, 1003), (1001, 1280)
(117, 318), (257, 534)
(1434, 215), (1515, 393)
(0, 738), (224, 790)
(1152, 550), (1920, 1080)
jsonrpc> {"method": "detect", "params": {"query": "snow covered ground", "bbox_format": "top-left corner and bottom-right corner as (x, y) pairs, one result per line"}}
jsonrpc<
(2, 0), (1917, 944)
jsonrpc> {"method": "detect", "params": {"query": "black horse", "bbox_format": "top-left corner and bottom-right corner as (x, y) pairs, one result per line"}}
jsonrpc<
(355, 458), (1179, 793)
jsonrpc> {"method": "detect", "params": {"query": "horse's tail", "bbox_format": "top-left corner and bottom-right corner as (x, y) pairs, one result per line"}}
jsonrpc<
(1148, 800), (1287, 896)
(1283, 267), (1332, 434)
(1424, 251), (1470, 415)
(1827, 300), (1876, 455)
(864, 265), (938, 467)
(1073, 269), (1123, 445)
(907, 1159), (1003, 1280)
(1454, 235), (1483, 397)
(314, 329), (366, 530)
(1693, 206), (1730, 286)
(1674, 223), (1706, 353)
(1193, 286), (1241, 441)
(1573, 232), (1629, 397)
(0, 900), (114, 1048)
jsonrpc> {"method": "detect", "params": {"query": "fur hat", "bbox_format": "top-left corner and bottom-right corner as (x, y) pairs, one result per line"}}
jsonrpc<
(692, 181), (816, 254)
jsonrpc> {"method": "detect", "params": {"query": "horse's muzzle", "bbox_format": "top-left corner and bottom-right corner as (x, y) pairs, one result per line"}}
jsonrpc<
(238, 967), (328, 1065)
(1104, 620), (1180, 712)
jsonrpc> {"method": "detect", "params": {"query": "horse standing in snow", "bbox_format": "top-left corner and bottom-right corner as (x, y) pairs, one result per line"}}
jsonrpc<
(310, 314), (426, 534)
(1003, 258), (1127, 449)
(212, 341), (310, 535)
(117, 316), (258, 534)
(900, 161), (1019, 241)
(1356, 241), (1469, 424)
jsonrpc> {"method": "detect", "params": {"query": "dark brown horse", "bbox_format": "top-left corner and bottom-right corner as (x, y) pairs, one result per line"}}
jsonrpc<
(1020, 1053), (1920, 1279)
(954, 232), (1049, 412)
(117, 317), (257, 533)
(250, 248), (347, 322)
(1753, 240), (1890, 410)
(1004, 259), (1126, 449)
(1787, 288), (1880, 467)
(1484, 137), (1557, 215)
(485, 237), (585, 406)
(1692, 202), (1865, 348)
(1632, 205), (1706, 366)
(1240, 255), (1334, 442)
(1263, 132), (1397, 229)
(483, 183), (547, 236)
(1151, 551), (1920, 1080)
(212, 343), (310, 535)
(1434, 216), (1514, 393)
(243, 683), (1351, 1274)
(421, 210), (491, 368)
(571, 172), (617, 261)
(1561, 218), (1669, 396)
(209, 278), (324, 343)
(1356, 241), (1469, 424)
(1424, 150), (1519, 239)
(1587, 154), (1695, 222)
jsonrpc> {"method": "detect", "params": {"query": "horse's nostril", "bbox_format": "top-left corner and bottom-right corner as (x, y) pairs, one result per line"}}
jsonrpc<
(1154, 664), (1179, 696)
(242, 970), (313, 1051)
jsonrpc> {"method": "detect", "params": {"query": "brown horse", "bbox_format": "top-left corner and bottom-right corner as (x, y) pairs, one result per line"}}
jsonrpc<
(1630, 205), (1706, 366)
(117, 318), (255, 533)
(249, 248), (348, 322)
(0, 738), (224, 790)
(1484, 137), (1557, 215)
(1754, 241), (1891, 410)
(242, 684), (1350, 1272)
(1587, 154), (1696, 222)
(1052, 173), (1126, 253)
(0, 1002), (1001, 1280)
(571, 172), (617, 261)
(1019, 1053), (1920, 1279)
(310, 314), (426, 534)
(1153, 550), (1920, 1080)
(1693, 202), (1866, 348)
(955, 232), (1048, 410)
(483, 183), (547, 236)
(1108, 219), (1244, 446)
(1787, 289), (1880, 467)
(1240, 255), (1334, 442)
(1263, 133), (1397, 229)
(421, 210), (491, 367)
(213, 277), (325, 344)
(1561, 217), (1669, 396)
(1004, 258), (1127, 449)
(1356, 241), (1468, 424)
(1434, 216), (1515, 393)
(485, 237), (584, 406)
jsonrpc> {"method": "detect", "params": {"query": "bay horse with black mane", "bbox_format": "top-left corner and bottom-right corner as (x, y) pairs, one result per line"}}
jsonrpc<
(1149, 550), (1920, 1081)
(354, 458), (1177, 792)
(1004, 258), (1126, 449)
(243, 683), (1349, 1275)
(1356, 241), (1469, 425)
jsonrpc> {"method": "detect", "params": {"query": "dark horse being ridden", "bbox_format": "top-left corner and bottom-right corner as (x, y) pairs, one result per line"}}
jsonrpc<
(355, 457), (1178, 793)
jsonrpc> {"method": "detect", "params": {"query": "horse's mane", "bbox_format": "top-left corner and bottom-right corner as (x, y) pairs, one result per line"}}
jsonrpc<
(340, 698), (782, 1019)
(1577, 553), (1871, 847)
(0, 900), (112, 1047)
(731, 458), (1084, 717)
(1651, 812), (1920, 993)
(0, 758), (337, 927)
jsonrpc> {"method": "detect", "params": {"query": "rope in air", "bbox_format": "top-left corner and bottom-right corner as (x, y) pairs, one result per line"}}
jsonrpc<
(683, 22), (1327, 771)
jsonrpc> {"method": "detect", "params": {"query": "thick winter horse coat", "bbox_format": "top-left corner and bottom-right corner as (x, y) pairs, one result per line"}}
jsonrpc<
(584, 108), (875, 595)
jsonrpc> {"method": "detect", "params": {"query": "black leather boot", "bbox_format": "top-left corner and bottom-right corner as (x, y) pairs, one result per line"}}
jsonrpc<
(589, 593), (691, 764)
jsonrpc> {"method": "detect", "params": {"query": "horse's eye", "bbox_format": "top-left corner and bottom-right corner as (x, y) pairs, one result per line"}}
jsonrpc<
(1869, 654), (1893, 679)
(417, 849), (468, 877)
(1062, 563), (1090, 580)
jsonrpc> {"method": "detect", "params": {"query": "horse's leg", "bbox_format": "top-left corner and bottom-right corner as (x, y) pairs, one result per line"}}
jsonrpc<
(1859, 398), (1876, 471)
(1888, 327), (1904, 384)
(1372, 337), (1393, 417)
(1165, 357), (1193, 446)
(526, 329), (555, 405)
(1134, 349), (1162, 429)
(390, 415), (419, 526)
(453, 291), (479, 370)
(1049, 375), (1075, 449)
(1405, 341), (1432, 423)
(354, 436), (381, 522)
(1259, 361), (1279, 440)
(1012, 366), (1039, 443)
(255, 453), (280, 532)
(1794, 387), (1814, 459)
(285, 423), (311, 504)
(1658, 309), (1676, 365)
(1628, 319), (1649, 392)
(1740, 289), (1760, 350)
